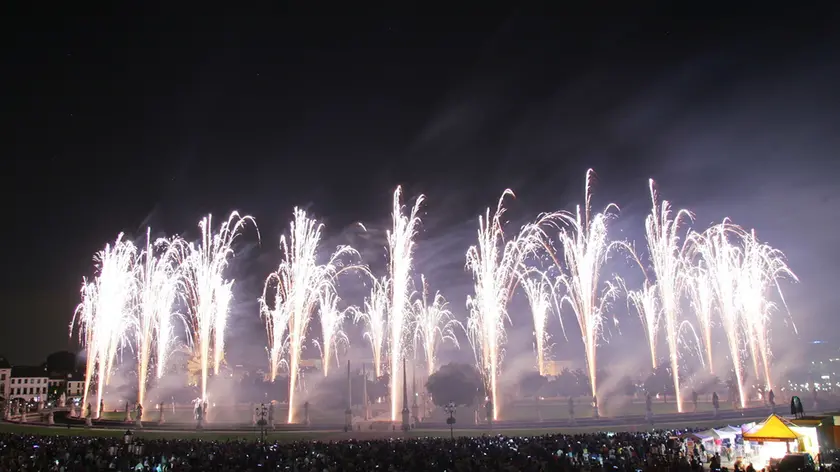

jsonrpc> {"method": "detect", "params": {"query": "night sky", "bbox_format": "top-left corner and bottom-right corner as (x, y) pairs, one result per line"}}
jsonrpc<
(6, 7), (840, 368)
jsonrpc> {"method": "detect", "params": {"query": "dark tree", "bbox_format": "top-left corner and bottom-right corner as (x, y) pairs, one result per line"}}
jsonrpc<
(644, 364), (675, 397)
(572, 369), (591, 397)
(518, 371), (548, 398)
(46, 351), (78, 374)
(620, 376), (637, 397)
(426, 363), (483, 407)
(370, 374), (389, 402)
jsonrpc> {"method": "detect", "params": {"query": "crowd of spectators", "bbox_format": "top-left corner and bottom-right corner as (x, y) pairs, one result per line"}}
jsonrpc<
(0, 429), (801, 471)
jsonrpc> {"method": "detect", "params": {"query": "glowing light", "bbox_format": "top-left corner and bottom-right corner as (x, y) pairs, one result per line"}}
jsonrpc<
(687, 265), (715, 373)
(385, 186), (424, 421)
(520, 270), (554, 376)
(644, 179), (693, 413)
(690, 221), (747, 408)
(262, 207), (358, 423)
(135, 230), (182, 409)
(738, 229), (797, 391)
(465, 189), (546, 420)
(550, 169), (621, 400)
(353, 278), (388, 378)
(625, 280), (661, 370)
(412, 274), (461, 377)
(71, 234), (137, 418)
(314, 289), (348, 377)
(182, 212), (256, 401)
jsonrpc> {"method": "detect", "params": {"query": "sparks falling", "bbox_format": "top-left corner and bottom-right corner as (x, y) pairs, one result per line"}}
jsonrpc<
(412, 274), (461, 377)
(687, 265), (716, 373)
(466, 190), (545, 420)
(135, 230), (182, 409)
(259, 274), (290, 382)
(182, 212), (256, 401)
(262, 208), (358, 423)
(738, 229), (797, 391)
(625, 280), (661, 370)
(71, 234), (137, 418)
(550, 169), (621, 400)
(353, 278), (388, 378)
(315, 290), (348, 377)
(644, 179), (693, 413)
(690, 221), (748, 407)
(520, 270), (554, 376)
(385, 186), (424, 421)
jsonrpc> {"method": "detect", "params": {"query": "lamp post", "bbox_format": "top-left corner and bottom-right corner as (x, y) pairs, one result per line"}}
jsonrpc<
(255, 403), (268, 442)
(444, 402), (456, 439)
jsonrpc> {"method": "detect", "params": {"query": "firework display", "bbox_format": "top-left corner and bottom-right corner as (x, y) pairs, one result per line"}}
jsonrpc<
(352, 278), (388, 378)
(385, 186), (425, 421)
(72, 234), (137, 417)
(548, 169), (622, 400)
(465, 190), (549, 420)
(644, 180), (694, 413)
(182, 212), (256, 401)
(413, 274), (462, 377)
(261, 208), (359, 423)
(135, 230), (182, 410)
(521, 269), (555, 376)
(71, 173), (796, 423)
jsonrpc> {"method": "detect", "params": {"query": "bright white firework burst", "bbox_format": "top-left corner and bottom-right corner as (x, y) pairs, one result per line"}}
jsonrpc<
(353, 277), (388, 378)
(738, 229), (797, 392)
(314, 289), (349, 377)
(687, 265), (715, 373)
(644, 179), (693, 413)
(520, 269), (555, 376)
(412, 274), (462, 377)
(262, 207), (359, 424)
(624, 279), (661, 371)
(549, 169), (622, 401)
(182, 212), (256, 401)
(385, 186), (424, 421)
(465, 189), (548, 420)
(71, 233), (137, 418)
(689, 221), (747, 407)
(135, 229), (182, 409)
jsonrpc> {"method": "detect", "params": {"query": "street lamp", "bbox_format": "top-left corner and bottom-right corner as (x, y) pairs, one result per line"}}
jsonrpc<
(123, 429), (133, 445)
(255, 403), (268, 442)
(444, 402), (457, 439)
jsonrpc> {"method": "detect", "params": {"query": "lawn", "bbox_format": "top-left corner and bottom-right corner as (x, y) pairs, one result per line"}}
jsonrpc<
(0, 414), (762, 442)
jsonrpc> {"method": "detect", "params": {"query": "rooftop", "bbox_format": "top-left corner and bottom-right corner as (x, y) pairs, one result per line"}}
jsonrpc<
(11, 366), (48, 378)
(0, 357), (10, 369)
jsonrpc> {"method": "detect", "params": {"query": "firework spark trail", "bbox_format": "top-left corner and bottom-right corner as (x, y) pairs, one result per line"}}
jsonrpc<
(549, 170), (622, 400)
(520, 270), (554, 376)
(213, 281), (233, 375)
(263, 208), (359, 423)
(645, 179), (693, 413)
(259, 280), (291, 382)
(71, 234), (138, 418)
(74, 281), (96, 417)
(738, 229), (797, 391)
(386, 186), (424, 421)
(314, 290), (349, 377)
(412, 274), (462, 377)
(625, 280), (661, 370)
(687, 266), (715, 373)
(353, 278), (388, 378)
(465, 190), (547, 420)
(135, 230), (181, 409)
(182, 212), (256, 401)
(690, 221), (748, 408)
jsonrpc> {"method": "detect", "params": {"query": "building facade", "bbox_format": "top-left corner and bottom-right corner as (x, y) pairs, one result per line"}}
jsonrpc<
(0, 357), (11, 401)
(9, 366), (49, 403)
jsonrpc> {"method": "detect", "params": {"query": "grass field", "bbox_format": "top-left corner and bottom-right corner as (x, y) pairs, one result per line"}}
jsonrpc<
(0, 414), (761, 442)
